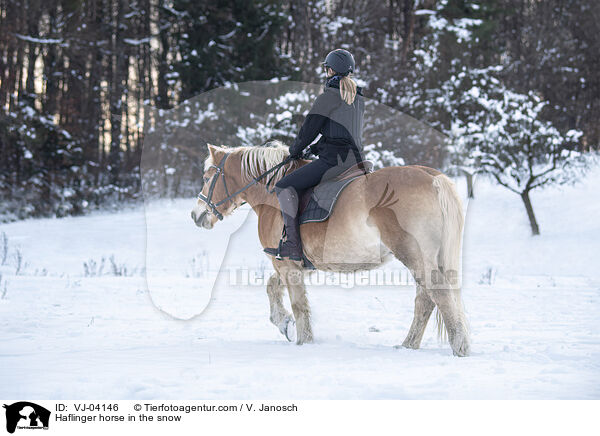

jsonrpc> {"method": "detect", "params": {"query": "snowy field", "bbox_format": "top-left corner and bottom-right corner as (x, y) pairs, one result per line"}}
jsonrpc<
(1, 165), (599, 399)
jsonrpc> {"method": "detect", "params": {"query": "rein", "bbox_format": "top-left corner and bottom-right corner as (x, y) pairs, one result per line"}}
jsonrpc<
(197, 153), (292, 220)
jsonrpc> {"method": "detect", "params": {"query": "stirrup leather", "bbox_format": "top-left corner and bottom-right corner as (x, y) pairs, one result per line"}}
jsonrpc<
(275, 238), (284, 260)
(275, 224), (288, 260)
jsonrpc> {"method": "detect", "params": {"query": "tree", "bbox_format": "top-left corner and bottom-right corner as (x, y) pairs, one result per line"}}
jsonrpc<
(172, 0), (292, 100)
(1, 0), (596, 221)
(443, 67), (586, 235)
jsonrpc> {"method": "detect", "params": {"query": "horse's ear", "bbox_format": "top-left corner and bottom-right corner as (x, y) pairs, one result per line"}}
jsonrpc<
(207, 143), (217, 159)
(207, 143), (225, 162)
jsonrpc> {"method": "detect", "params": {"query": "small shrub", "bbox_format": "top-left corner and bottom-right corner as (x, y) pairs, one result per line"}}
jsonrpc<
(185, 250), (209, 278)
(14, 248), (23, 275)
(1, 232), (7, 265)
(0, 273), (7, 299)
(479, 267), (496, 285)
(83, 257), (105, 277)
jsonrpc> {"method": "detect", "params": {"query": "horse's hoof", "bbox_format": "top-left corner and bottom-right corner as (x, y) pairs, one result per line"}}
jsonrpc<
(285, 319), (297, 342)
(400, 339), (419, 350)
(278, 317), (296, 342)
(296, 329), (313, 345)
(451, 337), (471, 357)
(452, 344), (470, 357)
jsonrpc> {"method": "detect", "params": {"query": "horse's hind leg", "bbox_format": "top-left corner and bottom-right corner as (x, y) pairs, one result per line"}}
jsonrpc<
(370, 209), (435, 350)
(427, 290), (470, 356)
(266, 272), (296, 342)
(403, 256), (469, 356)
(401, 284), (435, 349)
(422, 261), (470, 357)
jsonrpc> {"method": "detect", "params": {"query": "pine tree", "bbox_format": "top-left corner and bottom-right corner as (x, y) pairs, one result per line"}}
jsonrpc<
(172, 0), (292, 100)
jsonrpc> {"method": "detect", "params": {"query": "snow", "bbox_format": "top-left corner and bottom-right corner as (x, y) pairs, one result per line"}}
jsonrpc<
(323, 16), (353, 36)
(14, 34), (63, 44)
(123, 37), (152, 46)
(1, 164), (599, 399)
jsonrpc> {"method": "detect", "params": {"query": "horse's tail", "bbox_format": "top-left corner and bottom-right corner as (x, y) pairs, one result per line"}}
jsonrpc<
(433, 174), (464, 277)
(432, 174), (466, 341)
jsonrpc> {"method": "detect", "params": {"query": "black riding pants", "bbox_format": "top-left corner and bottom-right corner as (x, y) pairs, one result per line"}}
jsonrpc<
(275, 158), (346, 196)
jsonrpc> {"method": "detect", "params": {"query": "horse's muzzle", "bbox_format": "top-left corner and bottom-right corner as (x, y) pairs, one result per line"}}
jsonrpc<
(191, 210), (210, 229)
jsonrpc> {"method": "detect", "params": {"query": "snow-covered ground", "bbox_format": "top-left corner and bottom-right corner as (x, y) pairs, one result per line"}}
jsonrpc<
(1, 165), (599, 399)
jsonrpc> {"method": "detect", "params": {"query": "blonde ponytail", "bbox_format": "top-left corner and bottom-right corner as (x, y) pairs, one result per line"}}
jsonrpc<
(339, 74), (357, 105)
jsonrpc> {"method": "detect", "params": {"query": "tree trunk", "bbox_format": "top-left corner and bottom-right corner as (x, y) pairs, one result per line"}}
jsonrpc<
(24, 0), (40, 101)
(156, 0), (170, 109)
(466, 172), (474, 199)
(42, 29), (60, 114)
(401, 0), (415, 63)
(520, 189), (540, 236)
(109, 0), (129, 185)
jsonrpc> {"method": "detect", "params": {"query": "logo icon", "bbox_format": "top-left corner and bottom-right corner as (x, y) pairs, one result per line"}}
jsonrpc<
(3, 402), (50, 434)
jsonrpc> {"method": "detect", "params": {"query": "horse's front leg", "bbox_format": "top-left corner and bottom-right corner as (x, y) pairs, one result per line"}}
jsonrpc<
(277, 262), (313, 344)
(266, 271), (296, 342)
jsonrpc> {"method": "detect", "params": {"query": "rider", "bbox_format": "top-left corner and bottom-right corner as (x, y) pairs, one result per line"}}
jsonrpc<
(264, 49), (365, 261)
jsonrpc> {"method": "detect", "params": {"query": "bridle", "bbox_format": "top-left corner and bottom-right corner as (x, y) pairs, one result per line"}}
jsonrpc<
(198, 153), (293, 220)
(197, 153), (292, 221)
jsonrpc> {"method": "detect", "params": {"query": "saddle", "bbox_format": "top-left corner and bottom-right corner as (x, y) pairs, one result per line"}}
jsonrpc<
(298, 161), (373, 225)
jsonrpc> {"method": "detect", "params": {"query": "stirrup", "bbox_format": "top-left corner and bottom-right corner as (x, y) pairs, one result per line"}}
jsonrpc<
(267, 224), (287, 260)
(263, 224), (302, 262)
(263, 239), (284, 259)
(263, 239), (303, 262)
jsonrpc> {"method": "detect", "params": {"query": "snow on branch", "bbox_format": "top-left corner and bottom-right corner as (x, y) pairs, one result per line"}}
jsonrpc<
(14, 34), (64, 45)
(124, 37), (152, 46)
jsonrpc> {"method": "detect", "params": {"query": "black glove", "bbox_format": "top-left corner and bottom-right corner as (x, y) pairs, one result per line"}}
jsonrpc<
(297, 150), (310, 160)
(309, 143), (319, 156)
(289, 150), (302, 160)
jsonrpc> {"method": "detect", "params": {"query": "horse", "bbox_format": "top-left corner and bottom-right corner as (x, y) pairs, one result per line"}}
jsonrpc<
(191, 141), (470, 356)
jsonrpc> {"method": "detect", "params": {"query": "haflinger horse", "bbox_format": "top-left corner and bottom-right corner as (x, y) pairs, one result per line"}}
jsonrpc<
(191, 141), (470, 356)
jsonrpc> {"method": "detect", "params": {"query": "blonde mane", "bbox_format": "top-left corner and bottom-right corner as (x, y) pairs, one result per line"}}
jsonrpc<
(205, 141), (299, 186)
(240, 140), (300, 185)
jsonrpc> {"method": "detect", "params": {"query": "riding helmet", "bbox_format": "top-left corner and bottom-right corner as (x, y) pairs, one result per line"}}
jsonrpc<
(323, 49), (355, 76)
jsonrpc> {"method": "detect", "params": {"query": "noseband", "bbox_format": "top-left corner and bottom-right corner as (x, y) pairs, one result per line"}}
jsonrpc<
(197, 152), (293, 221)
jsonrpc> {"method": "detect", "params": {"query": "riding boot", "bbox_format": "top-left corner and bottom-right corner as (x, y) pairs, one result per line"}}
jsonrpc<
(264, 188), (303, 261)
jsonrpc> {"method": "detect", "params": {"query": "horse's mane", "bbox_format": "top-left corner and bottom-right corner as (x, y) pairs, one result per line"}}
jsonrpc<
(206, 140), (300, 186)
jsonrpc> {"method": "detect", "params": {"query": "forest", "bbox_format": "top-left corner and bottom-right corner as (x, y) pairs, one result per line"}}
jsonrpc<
(0, 0), (598, 234)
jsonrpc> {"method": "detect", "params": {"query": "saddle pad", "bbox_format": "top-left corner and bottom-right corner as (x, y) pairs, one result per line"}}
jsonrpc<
(299, 175), (363, 225)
